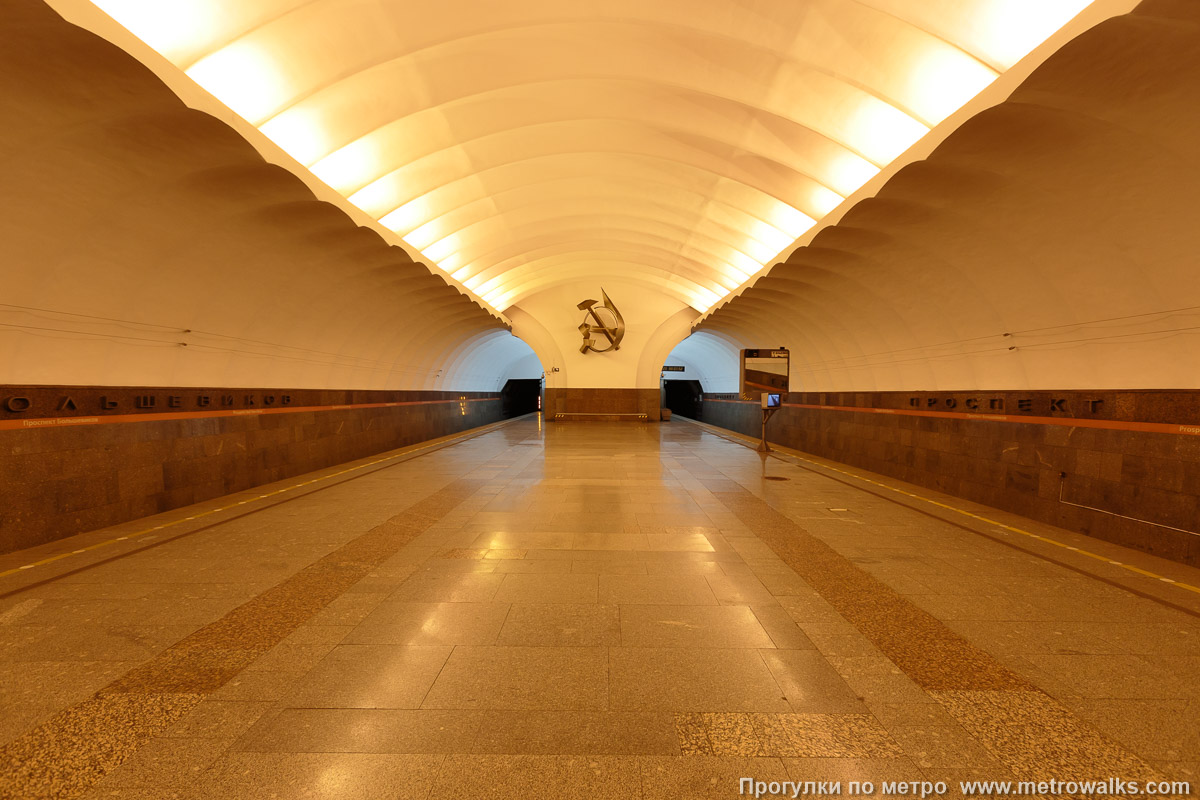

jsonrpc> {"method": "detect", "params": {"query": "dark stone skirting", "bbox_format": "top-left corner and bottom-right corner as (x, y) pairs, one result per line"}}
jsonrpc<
(0, 386), (507, 554)
(697, 391), (1200, 566)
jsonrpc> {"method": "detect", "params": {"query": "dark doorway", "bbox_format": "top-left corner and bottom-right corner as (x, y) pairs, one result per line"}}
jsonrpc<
(663, 379), (703, 419)
(501, 378), (542, 417)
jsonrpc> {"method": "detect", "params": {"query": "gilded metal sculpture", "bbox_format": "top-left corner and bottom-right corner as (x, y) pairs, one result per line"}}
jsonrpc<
(577, 289), (625, 353)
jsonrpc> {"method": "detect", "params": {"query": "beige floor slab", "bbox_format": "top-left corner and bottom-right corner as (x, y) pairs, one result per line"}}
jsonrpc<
(471, 710), (680, 755)
(389, 572), (506, 603)
(705, 574), (779, 606)
(188, 752), (445, 800)
(235, 708), (484, 754)
(618, 605), (776, 649)
(493, 574), (599, 604)
(644, 560), (725, 576)
(421, 646), (609, 710)
(598, 575), (719, 606)
(469, 531), (577, 550)
(571, 560), (649, 575)
(639, 755), (791, 799)
(1066, 697), (1200, 762)
(88, 735), (234, 794)
(429, 754), (640, 800)
(288, 645), (453, 709)
(760, 650), (870, 714)
(642, 534), (718, 553)
(570, 533), (652, 551)
(497, 603), (621, 647)
(783, 756), (926, 786)
(345, 602), (511, 646)
(1022, 654), (1195, 699)
(608, 648), (792, 712)
(749, 605), (818, 650)
(492, 560), (576, 574)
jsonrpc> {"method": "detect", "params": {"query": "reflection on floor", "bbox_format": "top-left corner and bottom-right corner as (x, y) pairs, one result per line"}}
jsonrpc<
(0, 417), (1197, 799)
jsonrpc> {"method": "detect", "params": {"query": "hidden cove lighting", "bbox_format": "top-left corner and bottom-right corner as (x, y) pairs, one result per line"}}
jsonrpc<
(88, 0), (1099, 314)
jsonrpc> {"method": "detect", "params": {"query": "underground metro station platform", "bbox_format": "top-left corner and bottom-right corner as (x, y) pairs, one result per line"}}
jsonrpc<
(1, 419), (1199, 799)
(3, 0), (1200, 798)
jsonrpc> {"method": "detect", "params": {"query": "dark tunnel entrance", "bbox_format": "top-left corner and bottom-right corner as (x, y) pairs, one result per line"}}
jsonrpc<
(663, 379), (703, 420)
(501, 378), (542, 418)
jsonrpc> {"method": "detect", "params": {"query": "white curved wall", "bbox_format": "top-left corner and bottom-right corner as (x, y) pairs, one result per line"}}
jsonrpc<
(663, 333), (742, 393)
(0, 3), (535, 392)
(695, 2), (1200, 391)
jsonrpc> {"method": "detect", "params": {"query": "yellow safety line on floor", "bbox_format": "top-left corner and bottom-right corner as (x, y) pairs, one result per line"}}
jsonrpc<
(0, 417), (524, 581)
(688, 418), (1200, 598)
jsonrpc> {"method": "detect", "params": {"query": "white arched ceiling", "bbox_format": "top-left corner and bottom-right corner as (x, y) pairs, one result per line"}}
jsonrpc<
(59, 0), (1126, 314)
(694, 1), (1200, 391)
(0, 3), (534, 392)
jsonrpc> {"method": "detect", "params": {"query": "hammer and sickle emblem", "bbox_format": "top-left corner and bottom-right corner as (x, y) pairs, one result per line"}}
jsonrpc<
(577, 289), (625, 354)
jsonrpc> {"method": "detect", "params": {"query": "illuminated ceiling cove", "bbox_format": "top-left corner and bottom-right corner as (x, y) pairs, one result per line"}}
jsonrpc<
(85, 0), (1096, 312)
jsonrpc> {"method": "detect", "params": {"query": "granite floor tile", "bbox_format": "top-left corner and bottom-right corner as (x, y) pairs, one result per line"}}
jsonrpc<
(471, 710), (679, 755)
(429, 754), (640, 800)
(598, 575), (719, 606)
(609, 648), (791, 712)
(493, 574), (599, 604)
(288, 645), (453, 709)
(0, 692), (203, 800)
(86, 735), (233, 791)
(161, 700), (274, 739)
(885, 723), (1001, 770)
(346, 601), (510, 646)
(1021, 654), (1193, 699)
(760, 649), (870, 714)
(674, 713), (713, 755)
(468, 532), (577, 550)
(241, 642), (336, 675)
(619, 605), (775, 649)
(704, 574), (778, 605)
(748, 605), (818, 650)
(933, 689), (1163, 782)
(1092, 622), (1200, 656)
(751, 713), (903, 758)
(640, 754), (791, 797)
(1065, 698), (1200, 761)
(782, 756), (926, 789)
(642, 534), (718, 553)
(421, 646), (609, 710)
(492, 559), (576, 574)
(235, 708), (483, 754)
(190, 752), (445, 800)
(571, 560), (650, 575)
(570, 533), (651, 551)
(206, 671), (304, 703)
(496, 604), (621, 647)
(389, 572), (506, 603)
(700, 712), (761, 756)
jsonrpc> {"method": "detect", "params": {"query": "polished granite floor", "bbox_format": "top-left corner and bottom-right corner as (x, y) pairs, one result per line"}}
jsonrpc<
(0, 417), (1197, 799)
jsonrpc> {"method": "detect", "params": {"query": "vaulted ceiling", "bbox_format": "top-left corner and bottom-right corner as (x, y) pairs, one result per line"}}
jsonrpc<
(79, 0), (1102, 313)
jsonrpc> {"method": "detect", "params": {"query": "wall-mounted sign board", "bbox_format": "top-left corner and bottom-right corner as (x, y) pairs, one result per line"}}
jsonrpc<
(741, 348), (789, 400)
(662, 365), (685, 372)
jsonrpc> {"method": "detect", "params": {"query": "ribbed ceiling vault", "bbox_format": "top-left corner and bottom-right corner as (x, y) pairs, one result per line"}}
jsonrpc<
(689, 0), (1200, 391)
(75, 0), (1104, 312)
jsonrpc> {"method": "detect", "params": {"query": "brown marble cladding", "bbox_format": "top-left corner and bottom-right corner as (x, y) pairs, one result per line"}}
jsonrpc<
(0, 385), (486, 421)
(0, 387), (504, 554)
(544, 388), (661, 421)
(795, 389), (1200, 424)
(697, 390), (1200, 567)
